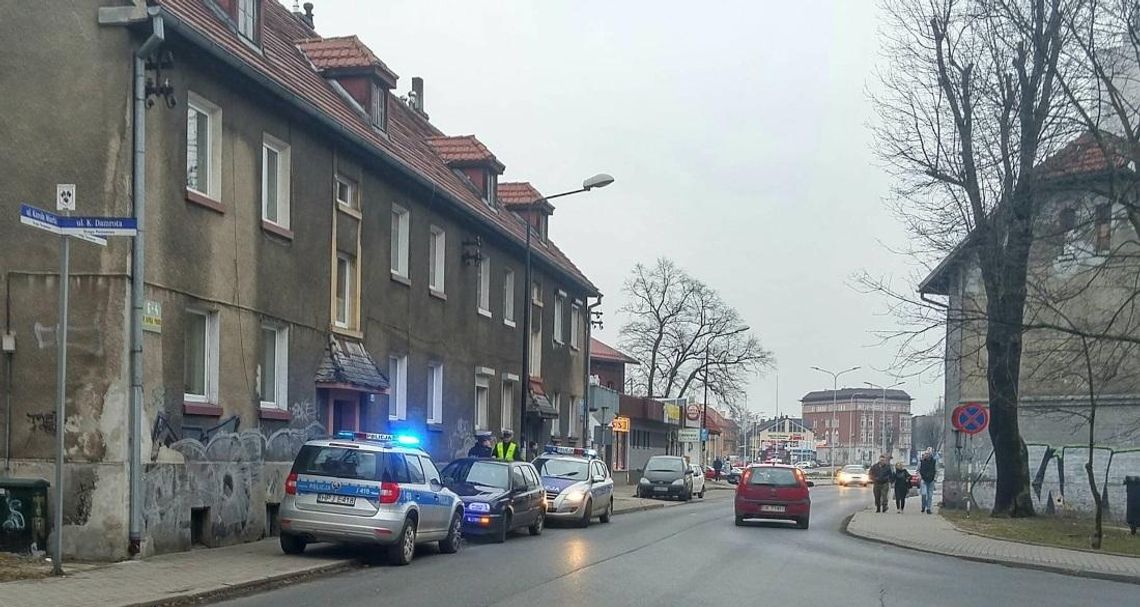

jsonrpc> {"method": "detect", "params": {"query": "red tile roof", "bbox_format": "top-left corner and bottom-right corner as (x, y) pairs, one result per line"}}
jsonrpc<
(590, 338), (639, 365)
(1041, 132), (1135, 179)
(497, 182), (544, 206)
(426, 135), (504, 171)
(297, 35), (391, 73)
(157, 0), (597, 294)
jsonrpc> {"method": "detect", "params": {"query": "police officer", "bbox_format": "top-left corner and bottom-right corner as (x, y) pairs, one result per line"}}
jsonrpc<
(468, 431), (493, 458)
(492, 429), (524, 461)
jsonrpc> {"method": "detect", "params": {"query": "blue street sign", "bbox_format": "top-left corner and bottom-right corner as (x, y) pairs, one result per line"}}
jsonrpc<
(57, 215), (137, 236)
(700, 428), (709, 441)
(20, 204), (107, 245)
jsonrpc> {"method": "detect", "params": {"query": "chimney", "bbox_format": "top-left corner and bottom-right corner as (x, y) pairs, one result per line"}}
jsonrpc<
(294, 2), (315, 28)
(411, 77), (427, 117)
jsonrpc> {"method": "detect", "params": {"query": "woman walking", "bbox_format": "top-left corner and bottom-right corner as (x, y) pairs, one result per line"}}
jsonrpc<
(892, 461), (912, 513)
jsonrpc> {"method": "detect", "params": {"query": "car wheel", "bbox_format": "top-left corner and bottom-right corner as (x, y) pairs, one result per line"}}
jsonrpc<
(388, 518), (417, 566)
(495, 512), (512, 543)
(279, 533), (306, 555)
(578, 499), (592, 528)
(797, 517), (810, 530)
(529, 510), (545, 536)
(439, 511), (463, 554)
(734, 515), (745, 526)
(699, 489), (705, 499)
(599, 499), (613, 524)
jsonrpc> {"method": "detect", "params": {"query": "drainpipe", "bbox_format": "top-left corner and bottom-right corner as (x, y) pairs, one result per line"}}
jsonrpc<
(4, 274), (11, 473)
(581, 295), (602, 448)
(129, 9), (164, 556)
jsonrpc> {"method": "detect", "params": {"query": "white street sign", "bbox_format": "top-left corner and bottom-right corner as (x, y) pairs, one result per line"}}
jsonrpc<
(57, 184), (76, 211)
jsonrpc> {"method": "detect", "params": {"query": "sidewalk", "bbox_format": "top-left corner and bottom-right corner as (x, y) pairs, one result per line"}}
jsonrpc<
(0, 489), (719, 607)
(846, 505), (1140, 585)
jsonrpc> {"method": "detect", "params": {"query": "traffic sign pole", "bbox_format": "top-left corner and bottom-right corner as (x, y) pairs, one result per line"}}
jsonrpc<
(52, 211), (70, 576)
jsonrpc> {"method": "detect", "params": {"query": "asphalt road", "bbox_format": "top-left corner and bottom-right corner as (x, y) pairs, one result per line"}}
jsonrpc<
(217, 486), (1138, 607)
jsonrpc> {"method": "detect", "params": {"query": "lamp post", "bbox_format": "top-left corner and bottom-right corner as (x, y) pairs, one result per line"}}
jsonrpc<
(810, 365), (860, 466)
(865, 380), (904, 461)
(518, 173), (613, 452)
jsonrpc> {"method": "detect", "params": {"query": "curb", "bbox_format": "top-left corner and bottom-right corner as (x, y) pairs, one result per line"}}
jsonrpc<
(612, 502), (667, 516)
(841, 511), (1140, 587)
(137, 559), (359, 607)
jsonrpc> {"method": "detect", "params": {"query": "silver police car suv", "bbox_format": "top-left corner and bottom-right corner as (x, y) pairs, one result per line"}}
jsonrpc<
(279, 431), (463, 565)
(533, 445), (615, 527)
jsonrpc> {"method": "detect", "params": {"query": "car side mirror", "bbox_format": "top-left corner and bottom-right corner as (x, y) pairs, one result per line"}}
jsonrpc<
(430, 478), (443, 491)
(684, 470), (693, 476)
(806, 480), (815, 488)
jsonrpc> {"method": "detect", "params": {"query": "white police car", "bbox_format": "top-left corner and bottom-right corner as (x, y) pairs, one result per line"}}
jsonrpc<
(278, 431), (463, 565)
(532, 445), (615, 527)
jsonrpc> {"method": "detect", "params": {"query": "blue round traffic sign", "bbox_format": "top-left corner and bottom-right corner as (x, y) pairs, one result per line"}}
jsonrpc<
(956, 403), (989, 435)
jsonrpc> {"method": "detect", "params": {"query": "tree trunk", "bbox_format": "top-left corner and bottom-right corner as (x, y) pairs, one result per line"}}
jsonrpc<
(985, 310), (1036, 517)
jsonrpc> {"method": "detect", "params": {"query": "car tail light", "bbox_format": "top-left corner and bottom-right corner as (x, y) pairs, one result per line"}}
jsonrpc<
(738, 468), (752, 489)
(379, 481), (401, 504)
(285, 472), (298, 496)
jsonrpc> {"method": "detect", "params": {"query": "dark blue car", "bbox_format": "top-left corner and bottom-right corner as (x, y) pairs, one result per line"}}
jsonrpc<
(440, 458), (545, 543)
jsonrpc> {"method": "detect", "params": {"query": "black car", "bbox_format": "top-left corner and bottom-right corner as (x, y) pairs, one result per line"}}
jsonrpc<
(636, 455), (694, 500)
(440, 458), (546, 543)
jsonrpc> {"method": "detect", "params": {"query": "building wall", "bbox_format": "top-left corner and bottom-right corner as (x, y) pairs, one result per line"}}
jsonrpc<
(803, 398), (912, 466)
(592, 360), (626, 392)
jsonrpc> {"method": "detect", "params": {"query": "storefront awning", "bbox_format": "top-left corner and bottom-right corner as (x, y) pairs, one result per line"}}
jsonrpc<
(314, 336), (389, 393)
(527, 377), (559, 419)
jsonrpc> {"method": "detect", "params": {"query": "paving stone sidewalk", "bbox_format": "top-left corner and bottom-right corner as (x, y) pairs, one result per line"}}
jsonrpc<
(846, 505), (1140, 584)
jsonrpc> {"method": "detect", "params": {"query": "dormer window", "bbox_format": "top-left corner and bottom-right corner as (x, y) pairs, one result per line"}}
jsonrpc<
(484, 172), (497, 207)
(237, 0), (259, 43)
(370, 83), (387, 132)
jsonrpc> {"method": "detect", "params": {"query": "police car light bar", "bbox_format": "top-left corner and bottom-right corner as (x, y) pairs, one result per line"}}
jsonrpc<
(334, 431), (420, 446)
(543, 445), (597, 458)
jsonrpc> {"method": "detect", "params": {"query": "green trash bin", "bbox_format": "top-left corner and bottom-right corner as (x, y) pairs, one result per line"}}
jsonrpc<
(0, 477), (50, 554)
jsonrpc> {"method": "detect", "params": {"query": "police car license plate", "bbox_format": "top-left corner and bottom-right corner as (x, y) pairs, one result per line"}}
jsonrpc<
(317, 494), (355, 506)
(760, 505), (785, 513)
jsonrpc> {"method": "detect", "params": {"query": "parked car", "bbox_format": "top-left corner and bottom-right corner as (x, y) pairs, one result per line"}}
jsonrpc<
(794, 461), (816, 469)
(734, 464), (813, 529)
(439, 458), (545, 542)
(532, 445), (615, 527)
(689, 464), (707, 498)
(835, 464), (870, 487)
(278, 432), (463, 565)
(726, 466), (744, 484)
(636, 455), (693, 500)
(704, 466), (718, 481)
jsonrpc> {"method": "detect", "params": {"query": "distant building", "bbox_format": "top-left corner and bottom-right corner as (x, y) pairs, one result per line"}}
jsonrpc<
(801, 389), (913, 466)
(741, 417), (816, 463)
(589, 338), (639, 392)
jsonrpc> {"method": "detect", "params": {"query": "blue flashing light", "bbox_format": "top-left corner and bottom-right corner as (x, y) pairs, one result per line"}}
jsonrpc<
(543, 445), (598, 458)
(395, 434), (421, 446)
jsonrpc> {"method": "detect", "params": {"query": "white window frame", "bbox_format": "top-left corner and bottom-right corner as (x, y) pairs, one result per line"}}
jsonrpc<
(427, 363), (443, 425)
(570, 301), (582, 349)
(236, 0), (258, 42)
(429, 225), (446, 295)
(477, 256), (492, 317)
(389, 355), (408, 421)
(186, 92), (222, 200)
(184, 309), (219, 403)
(483, 171), (497, 207)
(550, 392), (562, 437)
(503, 268), (516, 327)
(391, 205), (410, 278)
(553, 293), (565, 344)
(335, 254), (355, 329)
(475, 371), (491, 431)
(501, 377), (516, 435)
(370, 83), (387, 132)
(261, 134), (291, 228)
(335, 175), (357, 211)
(259, 325), (288, 410)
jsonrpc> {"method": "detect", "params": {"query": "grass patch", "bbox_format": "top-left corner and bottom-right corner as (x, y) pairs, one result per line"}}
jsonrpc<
(942, 509), (1140, 557)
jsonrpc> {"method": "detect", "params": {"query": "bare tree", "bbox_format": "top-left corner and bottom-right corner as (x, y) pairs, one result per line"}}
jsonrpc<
(619, 257), (774, 402)
(875, 0), (1085, 517)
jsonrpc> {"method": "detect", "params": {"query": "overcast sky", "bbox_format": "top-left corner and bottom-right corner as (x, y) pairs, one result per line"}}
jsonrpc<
(308, 0), (943, 418)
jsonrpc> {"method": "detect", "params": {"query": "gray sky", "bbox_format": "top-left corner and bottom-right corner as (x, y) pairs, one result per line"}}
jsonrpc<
(308, 0), (943, 418)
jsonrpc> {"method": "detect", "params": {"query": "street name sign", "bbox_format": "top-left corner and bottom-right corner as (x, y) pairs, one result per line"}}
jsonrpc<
(20, 204), (107, 245)
(678, 428), (700, 442)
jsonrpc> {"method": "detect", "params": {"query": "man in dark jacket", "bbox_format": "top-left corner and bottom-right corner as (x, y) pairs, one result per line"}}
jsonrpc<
(918, 448), (937, 514)
(713, 457), (724, 481)
(468, 432), (493, 458)
(868, 454), (893, 513)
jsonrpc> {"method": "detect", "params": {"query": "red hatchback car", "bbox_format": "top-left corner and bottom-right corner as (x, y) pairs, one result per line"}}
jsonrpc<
(734, 464), (813, 529)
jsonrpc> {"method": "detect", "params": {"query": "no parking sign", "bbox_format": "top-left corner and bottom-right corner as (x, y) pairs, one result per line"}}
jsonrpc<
(952, 403), (989, 436)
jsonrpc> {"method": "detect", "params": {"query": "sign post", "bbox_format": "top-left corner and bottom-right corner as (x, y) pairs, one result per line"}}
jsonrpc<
(18, 193), (136, 575)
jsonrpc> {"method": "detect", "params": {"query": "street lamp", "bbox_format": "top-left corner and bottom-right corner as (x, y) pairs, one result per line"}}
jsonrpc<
(865, 380), (905, 460)
(810, 365), (860, 465)
(518, 173), (613, 452)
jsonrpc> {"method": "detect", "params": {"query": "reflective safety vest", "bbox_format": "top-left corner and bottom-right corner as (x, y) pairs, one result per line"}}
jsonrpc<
(493, 441), (517, 461)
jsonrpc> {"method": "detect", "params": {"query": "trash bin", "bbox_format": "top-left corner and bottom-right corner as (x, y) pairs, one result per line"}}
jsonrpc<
(1125, 476), (1140, 535)
(0, 477), (50, 554)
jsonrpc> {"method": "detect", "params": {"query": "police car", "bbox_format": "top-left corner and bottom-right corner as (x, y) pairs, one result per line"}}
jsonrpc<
(532, 445), (615, 527)
(278, 431), (463, 565)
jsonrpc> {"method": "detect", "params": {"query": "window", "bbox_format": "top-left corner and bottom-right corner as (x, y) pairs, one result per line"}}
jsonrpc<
(429, 226), (446, 294)
(510, 466), (526, 490)
(262, 135), (291, 228)
(522, 465), (540, 490)
(184, 310), (219, 402)
(553, 294), (565, 344)
(475, 372), (490, 431)
(550, 392), (561, 437)
(388, 355), (407, 421)
(427, 363), (443, 425)
(529, 306), (543, 372)
(483, 171), (497, 207)
(405, 454), (426, 484)
(477, 257), (491, 316)
(420, 456), (441, 485)
(501, 379), (515, 434)
(1095, 203), (1112, 254)
(391, 205), (409, 278)
(236, 0), (258, 42)
(532, 280), (543, 305)
(186, 93), (221, 199)
(570, 301), (582, 349)
(335, 254), (355, 328)
(370, 84), (387, 132)
(503, 268), (515, 326)
(335, 176), (357, 210)
(260, 325), (288, 409)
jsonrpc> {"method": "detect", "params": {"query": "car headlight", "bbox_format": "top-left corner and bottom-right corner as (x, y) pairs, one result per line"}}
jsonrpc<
(562, 490), (587, 503)
(466, 502), (490, 513)
(837, 473), (847, 481)
(672, 478), (684, 486)
(638, 477), (650, 485)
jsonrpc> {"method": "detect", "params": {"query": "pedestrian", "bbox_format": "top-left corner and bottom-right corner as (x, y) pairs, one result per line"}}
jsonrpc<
(869, 454), (893, 513)
(892, 461), (912, 513)
(467, 431), (493, 458)
(918, 447), (936, 514)
(713, 457), (724, 481)
(492, 429), (524, 461)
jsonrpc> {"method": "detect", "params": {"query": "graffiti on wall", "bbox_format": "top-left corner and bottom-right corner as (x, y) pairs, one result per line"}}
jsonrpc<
(26, 412), (56, 435)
